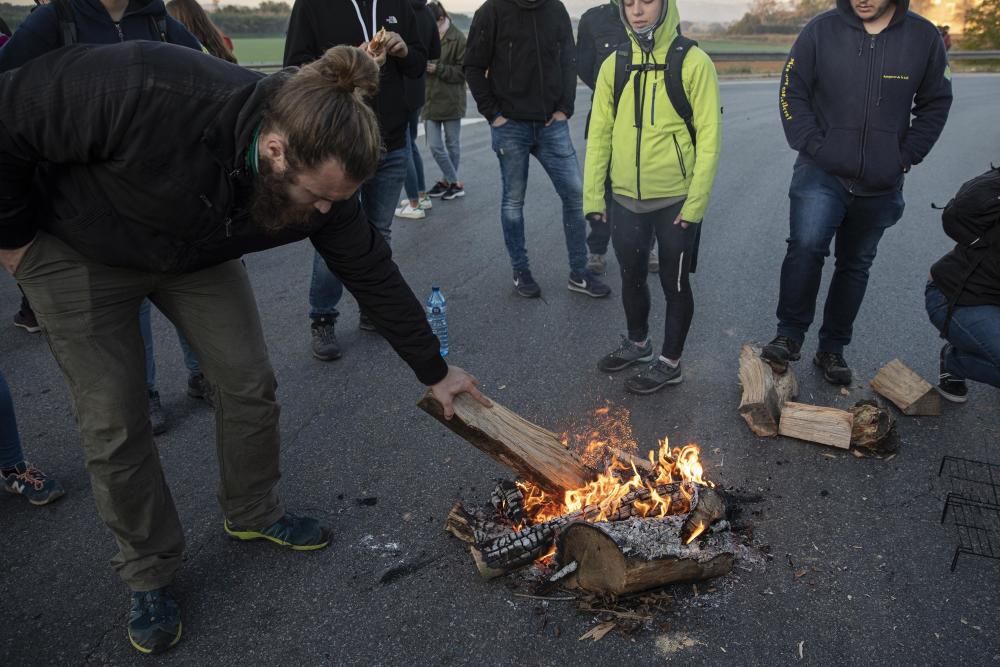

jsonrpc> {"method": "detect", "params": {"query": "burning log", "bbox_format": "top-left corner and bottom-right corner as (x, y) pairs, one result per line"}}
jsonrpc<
(418, 391), (597, 494)
(556, 516), (736, 595)
(870, 359), (941, 416)
(738, 343), (799, 437)
(491, 480), (526, 526)
(445, 502), (514, 546)
(777, 402), (853, 449)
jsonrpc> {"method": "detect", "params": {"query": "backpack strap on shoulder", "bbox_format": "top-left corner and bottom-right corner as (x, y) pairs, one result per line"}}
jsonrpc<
(150, 12), (167, 42)
(51, 0), (77, 46)
(612, 42), (631, 116)
(665, 33), (697, 148)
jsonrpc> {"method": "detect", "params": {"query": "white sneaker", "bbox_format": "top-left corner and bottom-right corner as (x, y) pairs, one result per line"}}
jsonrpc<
(418, 196), (433, 210)
(395, 204), (425, 220)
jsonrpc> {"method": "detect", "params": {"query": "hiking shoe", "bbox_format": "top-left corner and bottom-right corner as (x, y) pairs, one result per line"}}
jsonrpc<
(186, 373), (214, 407)
(586, 253), (607, 275)
(310, 317), (341, 361)
(648, 252), (659, 274)
(443, 183), (465, 200)
(761, 335), (802, 373)
(1, 461), (66, 506)
(568, 270), (611, 298)
(127, 588), (181, 655)
(428, 181), (449, 198)
(224, 512), (332, 551)
(598, 336), (655, 373)
(13, 306), (40, 333)
(359, 312), (377, 332)
(395, 203), (425, 220)
(813, 351), (852, 386)
(148, 391), (167, 436)
(938, 344), (968, 403)
(513, 270), (541, 298)
(624, 358), (683, 395)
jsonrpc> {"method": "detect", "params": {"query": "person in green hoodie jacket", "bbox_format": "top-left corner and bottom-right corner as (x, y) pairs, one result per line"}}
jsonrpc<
(584, 0), (721, 395)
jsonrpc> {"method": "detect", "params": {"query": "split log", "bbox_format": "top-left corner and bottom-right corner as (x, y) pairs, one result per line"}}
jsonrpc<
(870, 359), (941, 416)
(738, 343), (799, 437)
(556, 516), (736, 595)
(418, 391), (597, 494)
(777, 402), (853, 449)
(848, 400), (896, 450)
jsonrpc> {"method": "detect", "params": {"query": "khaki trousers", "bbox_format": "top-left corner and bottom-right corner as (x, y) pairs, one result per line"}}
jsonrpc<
(16, 232), (285, 590)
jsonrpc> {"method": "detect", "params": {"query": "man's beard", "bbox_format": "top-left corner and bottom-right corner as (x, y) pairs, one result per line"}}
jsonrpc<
(250, 158), (317, 235)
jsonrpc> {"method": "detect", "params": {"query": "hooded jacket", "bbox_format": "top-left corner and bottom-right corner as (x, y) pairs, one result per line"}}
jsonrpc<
(0, 0), (200, 72)
(779, 0), (952, 194)
(283, 0), (428, 152)
(463, 0), (577, 123)
(423, 22), (467, 122)
(583, 0), (721, 224)
(402, 0), (442, 112)
(0, 43), (448, 386)
(576, 0), (627, 91)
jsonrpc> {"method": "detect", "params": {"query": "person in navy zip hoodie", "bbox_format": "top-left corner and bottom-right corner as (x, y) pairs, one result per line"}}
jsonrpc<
(761, 0), (952, 385)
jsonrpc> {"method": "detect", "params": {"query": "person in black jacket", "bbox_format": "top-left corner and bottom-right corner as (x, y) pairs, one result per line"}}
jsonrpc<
(0, 42), (485, 654)
(284, 0), (428, 359)
(761, 0), (952, 386)
(464, 0), (610, 300)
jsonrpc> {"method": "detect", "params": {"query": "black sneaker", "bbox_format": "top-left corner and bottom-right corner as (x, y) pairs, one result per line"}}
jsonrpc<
(13, 306), (40, 333)
(311, 317), (341, 361)
(148, 391), (168, 436)
(568, 270), (611, 298)
(598, 336), (655, 373)
(186, 373), (214, 407)
(127, 588), (181, 655)
(813, 351), (852, 386)
(443, 183), (465, 200)
(428, 180), (449, 198)
(513, 270), (541, 298)
(938, 344), (968, 403)
(358, 312), (377, 332)
(1, 461), (66, 506)
(624, 358), (683, 395)
(761, 335), (802, 373)
(224, 512), (332, 551)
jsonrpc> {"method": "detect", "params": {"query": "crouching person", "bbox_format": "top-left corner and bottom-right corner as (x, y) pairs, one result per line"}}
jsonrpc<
(926, 167), (1000, 403)
(0, 42), (486, 654)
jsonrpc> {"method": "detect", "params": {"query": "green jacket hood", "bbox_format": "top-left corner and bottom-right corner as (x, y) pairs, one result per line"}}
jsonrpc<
(618, 0), (680, 55)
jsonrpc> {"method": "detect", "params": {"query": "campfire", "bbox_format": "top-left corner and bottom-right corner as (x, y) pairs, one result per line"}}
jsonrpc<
(420, 395), (736, 596)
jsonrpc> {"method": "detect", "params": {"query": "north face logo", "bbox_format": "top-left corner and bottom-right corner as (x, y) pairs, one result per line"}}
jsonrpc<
(386, 15), (398, 24)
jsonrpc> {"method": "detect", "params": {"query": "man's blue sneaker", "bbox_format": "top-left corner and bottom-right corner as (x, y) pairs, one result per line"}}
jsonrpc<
(1, 461), (65, 506)
(513, 270), (541, 298)
(568, 270), (611, 298)
(224, 512), (332, 551)
(128, 588), (182, 655)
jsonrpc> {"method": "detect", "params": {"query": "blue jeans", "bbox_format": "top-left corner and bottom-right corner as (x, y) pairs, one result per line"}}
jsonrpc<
(0, 370), (25, 469)
(490, 119), (587, 274)
(403, 108), (427, 201)
(139, 299), (201, 391)
(775, 161), (905, 354)
(926, 283), (1000, 389)
(310, 147), (409, 319)
(426, 118), (461, 184)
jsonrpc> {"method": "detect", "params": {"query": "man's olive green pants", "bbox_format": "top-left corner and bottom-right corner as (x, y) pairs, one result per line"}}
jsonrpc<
(16, 232), (285, 591)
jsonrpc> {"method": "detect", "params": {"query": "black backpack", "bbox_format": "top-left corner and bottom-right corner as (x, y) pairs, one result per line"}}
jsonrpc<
(51, 0), (168, 46)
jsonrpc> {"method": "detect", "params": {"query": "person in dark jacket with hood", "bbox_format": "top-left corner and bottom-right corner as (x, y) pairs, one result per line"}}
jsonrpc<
(0, 42), (484, 654)
(761, 0), (952, 386)
(284, 0), (428, 361)
(464, 0), (610, 300)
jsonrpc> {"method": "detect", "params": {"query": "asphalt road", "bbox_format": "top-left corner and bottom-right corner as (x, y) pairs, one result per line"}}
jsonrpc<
(2, 75), (999, 665)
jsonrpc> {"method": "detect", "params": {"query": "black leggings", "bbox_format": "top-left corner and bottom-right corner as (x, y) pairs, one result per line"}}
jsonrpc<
(611, 200), (695, 359)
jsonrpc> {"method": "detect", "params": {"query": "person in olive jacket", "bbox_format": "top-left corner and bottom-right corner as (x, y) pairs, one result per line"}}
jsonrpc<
(422, 1), (466, 200)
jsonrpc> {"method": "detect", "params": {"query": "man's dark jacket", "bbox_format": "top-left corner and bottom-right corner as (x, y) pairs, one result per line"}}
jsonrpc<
(0, 43), (447, 385)
(780, 0), (952, 194)
(283, 0), (427, 152)
(403, 0), (442, 112)
(576, 1), (626, 91)
(464, 0), (577, 122)
(0, 0), (200, 72)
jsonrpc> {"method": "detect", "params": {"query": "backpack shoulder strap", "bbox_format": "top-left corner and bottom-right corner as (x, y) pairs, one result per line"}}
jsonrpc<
(51, 0), (77, 46)
(150, 12), (167, 42)
(612, 42), (631, 115)
(665, 34), (697, 147)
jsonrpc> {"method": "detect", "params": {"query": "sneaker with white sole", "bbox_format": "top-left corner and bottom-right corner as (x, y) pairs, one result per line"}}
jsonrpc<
(428, 181), (449, 198)
(938, 344), (968, 403)
(513, 270), (541, 298)
(443, 183), (465, 200)
(1, 461), (66, 506)
(625, 358), (683, 395)
(597, 336), (654, 372)
(395, 203), (426, 220)
(568, 270), (611, 298)
(401, 197), (433, 210)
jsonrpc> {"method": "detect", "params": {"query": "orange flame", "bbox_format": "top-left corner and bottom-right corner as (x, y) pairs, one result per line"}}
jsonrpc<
(683, 521), (706, 545)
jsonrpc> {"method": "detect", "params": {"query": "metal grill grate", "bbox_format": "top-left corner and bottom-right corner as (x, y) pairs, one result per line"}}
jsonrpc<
(939, 457), (1000, 571)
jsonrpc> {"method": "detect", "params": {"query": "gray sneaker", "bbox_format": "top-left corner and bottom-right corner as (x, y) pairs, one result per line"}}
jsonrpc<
(586, 253), (607, 275)
(598, 336), (655, 373)
(310, 317), (342, 361)
(148, 391), (168, 435)
(624, 358), (683, 395)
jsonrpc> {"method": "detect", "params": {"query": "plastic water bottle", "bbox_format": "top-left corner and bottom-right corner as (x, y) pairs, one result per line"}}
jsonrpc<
(426, 287), (449, 357)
